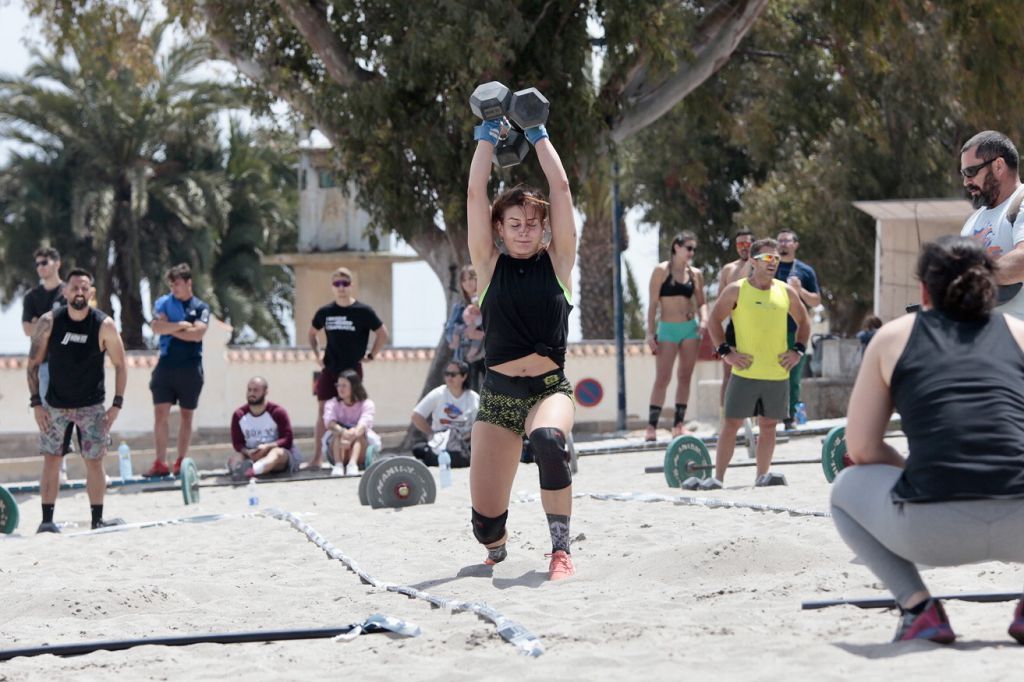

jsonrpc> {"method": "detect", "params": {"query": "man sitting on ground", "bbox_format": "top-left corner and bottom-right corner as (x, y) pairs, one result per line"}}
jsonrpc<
(228, 377), (303, 480)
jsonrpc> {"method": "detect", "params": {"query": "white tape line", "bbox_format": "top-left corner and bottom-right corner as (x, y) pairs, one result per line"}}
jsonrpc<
(513, 490), (830, 518)
(263, 508), (545, 657)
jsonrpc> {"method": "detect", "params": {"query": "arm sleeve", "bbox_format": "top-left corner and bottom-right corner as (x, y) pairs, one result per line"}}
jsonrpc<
(356, 399), (376, 430)
(802, 264), (820, 293)
(311, 306), (325, 330)
(197, 301), (211, 324)
(230, 409), (246, 453)
(369, 307), (383, 331)
(413, 386), (442, 420)
(269, 404), (294, 449)
(322, 399), (336, 428)
(21, 293), (34, 322)
(444, 303), (465, 344)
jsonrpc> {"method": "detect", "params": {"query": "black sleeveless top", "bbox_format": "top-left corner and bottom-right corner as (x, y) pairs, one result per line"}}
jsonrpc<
(659, 269), (694, 298)
(46, 306), (108, 409)
(890, 310), (1024, 502)
(481, 251), (572, 368)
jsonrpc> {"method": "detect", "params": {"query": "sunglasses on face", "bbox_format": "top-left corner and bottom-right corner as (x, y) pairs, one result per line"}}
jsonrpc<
(961, 157), (997, 179)
(753, 253), (780, 264)
(35, 260), (50, 267)
(683, 245), (696, 252)
(332, 279), (352, 288)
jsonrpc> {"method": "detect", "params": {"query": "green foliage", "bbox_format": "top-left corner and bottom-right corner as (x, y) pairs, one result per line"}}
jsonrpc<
(0, 6), (296, 346)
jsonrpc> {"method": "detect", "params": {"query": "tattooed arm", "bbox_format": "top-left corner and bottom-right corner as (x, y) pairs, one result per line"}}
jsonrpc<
(27, 312), (53, 431)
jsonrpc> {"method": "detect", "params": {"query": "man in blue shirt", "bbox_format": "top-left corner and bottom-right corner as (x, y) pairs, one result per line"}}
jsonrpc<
(144, 263), (210, 477)
(775, 230), (820, 429)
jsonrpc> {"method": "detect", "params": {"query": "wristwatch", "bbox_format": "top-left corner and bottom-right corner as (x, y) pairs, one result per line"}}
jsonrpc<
(716, 342), (732, 357)
(791, 342), (807, 356)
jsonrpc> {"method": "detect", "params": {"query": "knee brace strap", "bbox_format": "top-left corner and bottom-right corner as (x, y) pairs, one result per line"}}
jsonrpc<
(529, 427), (572, 491)
(471, 508), (508, 545)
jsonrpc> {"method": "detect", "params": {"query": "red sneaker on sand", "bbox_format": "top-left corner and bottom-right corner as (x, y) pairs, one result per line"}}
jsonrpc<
(1009, 599), (1024, 644)
(893, 599), (955, 644)
(143, 460), (170, 478)
(172, 457), (184, 476)
(547, 550), (575, 581)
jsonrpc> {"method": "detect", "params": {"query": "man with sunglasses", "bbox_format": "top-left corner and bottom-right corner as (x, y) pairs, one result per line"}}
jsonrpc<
(307, 267), (389, 469)
(704, 238), (811, 489)
(959, 130), (1024, 318)
(145, 263), (210, 477)
(775, 230), (820, 429)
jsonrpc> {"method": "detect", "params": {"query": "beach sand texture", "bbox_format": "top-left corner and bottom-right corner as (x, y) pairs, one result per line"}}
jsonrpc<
(3, 433), (1024, 680)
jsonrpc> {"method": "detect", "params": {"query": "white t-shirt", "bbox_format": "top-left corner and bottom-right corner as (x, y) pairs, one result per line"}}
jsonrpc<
(413, 386), (480, 437)
(961, 184), (1024, 318)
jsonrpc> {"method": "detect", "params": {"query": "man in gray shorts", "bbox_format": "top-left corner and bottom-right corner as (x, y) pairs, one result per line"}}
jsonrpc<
(705, 238), (810, 489)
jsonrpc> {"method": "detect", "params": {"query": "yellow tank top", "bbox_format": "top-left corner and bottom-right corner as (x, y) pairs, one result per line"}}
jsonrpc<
(731, 278), (790, 381)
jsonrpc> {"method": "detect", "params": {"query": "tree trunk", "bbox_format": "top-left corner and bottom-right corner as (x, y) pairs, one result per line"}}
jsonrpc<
(114, 195), (147, 349)
(576, 157), (628, 340)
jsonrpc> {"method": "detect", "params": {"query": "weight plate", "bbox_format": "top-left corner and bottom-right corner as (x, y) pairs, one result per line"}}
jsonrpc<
(663, 435), (712, 488)
(358, 455), (389, 506)
(365, 456), (436, 509)
(180, 457), (200, 505)
(821, 426), (848, 483)
(0, 485), (20, 534)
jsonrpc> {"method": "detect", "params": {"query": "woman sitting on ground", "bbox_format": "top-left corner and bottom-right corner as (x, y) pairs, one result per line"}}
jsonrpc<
(410, 360), (480, 468)
(322, 369), (380, 477)
(831, 235), (1024, 644)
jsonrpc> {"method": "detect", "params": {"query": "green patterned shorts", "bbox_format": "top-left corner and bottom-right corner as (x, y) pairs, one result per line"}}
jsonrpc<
(476, 369), (574, 438)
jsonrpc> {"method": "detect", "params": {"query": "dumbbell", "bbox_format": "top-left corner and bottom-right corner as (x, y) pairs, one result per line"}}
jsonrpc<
(469, 81), (550, 168)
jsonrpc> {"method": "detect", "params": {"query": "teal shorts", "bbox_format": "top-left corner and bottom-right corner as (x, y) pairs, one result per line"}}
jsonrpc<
(656, 319), (700, 344)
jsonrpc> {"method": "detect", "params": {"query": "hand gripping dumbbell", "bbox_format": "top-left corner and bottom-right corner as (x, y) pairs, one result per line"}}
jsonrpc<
(469, 81), (550, 168)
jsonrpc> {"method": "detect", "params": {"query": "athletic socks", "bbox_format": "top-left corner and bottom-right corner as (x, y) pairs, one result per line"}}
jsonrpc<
(485, 544), (508, 565)
(547, 513), (571, 554)
(91, 505), (103, 527)
(252, 459), (268, 476)
(648, 405), (661, 428)
(674, 403), (687, 426)
(41, 503), (55, 524)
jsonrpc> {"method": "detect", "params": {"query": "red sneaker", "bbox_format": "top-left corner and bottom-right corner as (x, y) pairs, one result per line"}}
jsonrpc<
(143, 460), (170, 478)
(1009, 599), (1024, 644)
(172, 456), (184, 476)
(546, 550), (575, 581)
(893, 599), (955, 644)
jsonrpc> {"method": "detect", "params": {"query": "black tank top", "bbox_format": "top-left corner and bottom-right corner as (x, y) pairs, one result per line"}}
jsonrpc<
(659, 269), (694, 298)
(481, 251), (572, 368)
(46, 307), (108, 408)
(890, 310), (1024, 502)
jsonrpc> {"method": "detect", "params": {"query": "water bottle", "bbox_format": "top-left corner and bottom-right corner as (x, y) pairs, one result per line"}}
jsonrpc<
(438, 450), (452, 489)
(118, 441), (133, 481)
(247, 477), (259, 509)
(795, 402), (808, 426)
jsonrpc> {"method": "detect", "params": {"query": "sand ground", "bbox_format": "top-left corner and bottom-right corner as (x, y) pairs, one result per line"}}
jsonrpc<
(2, 432), (1024, 680)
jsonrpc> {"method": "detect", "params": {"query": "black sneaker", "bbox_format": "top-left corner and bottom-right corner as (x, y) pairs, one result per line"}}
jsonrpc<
(36, 521), (60, 534)
(783, 419), (794, 431)
(92, 518), (126, 530)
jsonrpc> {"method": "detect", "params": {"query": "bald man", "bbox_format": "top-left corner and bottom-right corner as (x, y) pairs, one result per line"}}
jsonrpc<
(228, 377), (303, 479)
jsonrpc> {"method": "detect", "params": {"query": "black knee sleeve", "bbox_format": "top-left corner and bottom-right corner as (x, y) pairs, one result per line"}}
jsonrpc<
(471, 508), (508, 545)
(529, 427), (572, 491)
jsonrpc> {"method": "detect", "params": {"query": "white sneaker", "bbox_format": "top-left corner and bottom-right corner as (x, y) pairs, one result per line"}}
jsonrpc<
(330, 464), (345, 477)
(698, 477), (723, 491)
(344, 462), (360, 477)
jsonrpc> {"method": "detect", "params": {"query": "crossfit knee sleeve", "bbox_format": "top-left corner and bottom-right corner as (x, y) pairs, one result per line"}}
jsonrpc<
(529, 427), (572, 491)
(471, 508), (508, 545)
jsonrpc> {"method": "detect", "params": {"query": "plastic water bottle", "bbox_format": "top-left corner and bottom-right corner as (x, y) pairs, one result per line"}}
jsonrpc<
(795, 402), (808, 426)
(247, 477), (259, 509)
(118, 441), (133, 482)
(438, 450), (452, 489)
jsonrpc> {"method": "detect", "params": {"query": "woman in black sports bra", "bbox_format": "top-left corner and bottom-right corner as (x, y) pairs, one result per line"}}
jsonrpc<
(466, 100), (578, 581)
(644, 231), (707, 441)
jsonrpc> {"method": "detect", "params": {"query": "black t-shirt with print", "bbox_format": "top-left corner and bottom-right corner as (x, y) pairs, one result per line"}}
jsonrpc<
(311, 301), (383, 373)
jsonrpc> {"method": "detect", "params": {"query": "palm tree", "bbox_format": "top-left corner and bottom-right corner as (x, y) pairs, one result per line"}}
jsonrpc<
(0, 16), (237, 347)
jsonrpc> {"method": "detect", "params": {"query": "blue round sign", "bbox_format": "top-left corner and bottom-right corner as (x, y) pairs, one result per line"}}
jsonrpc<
(574, 378), (603, 408)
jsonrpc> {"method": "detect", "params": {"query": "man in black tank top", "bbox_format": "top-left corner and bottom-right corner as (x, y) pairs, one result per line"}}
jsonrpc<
(27, 269), (128, 533)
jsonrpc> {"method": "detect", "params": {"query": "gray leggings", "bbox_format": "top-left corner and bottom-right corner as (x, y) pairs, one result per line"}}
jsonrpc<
(830, 464), (1024, 606)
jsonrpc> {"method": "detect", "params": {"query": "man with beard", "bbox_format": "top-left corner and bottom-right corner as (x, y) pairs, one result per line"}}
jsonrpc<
(228, 377), (303, 480)
(716, 230), (754, 406)
(960, 130), (1024, 319)
(28, 269), (127, 532)
(775, 229), (820, 429)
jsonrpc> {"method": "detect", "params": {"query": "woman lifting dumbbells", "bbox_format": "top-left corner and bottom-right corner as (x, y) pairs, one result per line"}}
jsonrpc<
(466, 81), (578, 580)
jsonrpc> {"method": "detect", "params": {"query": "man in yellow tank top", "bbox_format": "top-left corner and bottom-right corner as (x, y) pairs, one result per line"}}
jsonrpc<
(704, 238), (811, 488)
